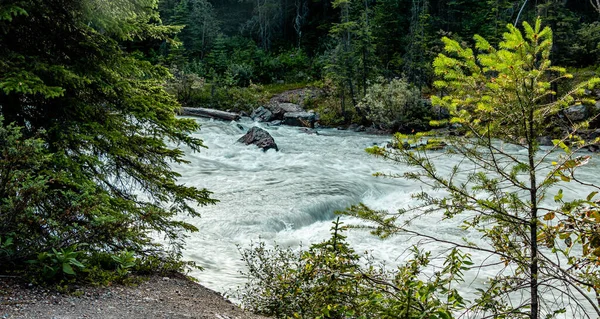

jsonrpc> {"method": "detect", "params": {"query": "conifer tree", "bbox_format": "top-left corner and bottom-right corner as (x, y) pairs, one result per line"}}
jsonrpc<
(349, 19), (600, 318)
(0, 0), (215, 274)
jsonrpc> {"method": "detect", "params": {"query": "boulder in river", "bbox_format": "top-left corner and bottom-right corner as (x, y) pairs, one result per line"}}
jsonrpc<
(237, 127), (279, 152)
(586, 144), (600, 152)
(250, 106), (273, 122)
(537, 136), (553, 146)
(270, 102), (304, 120)
(282, 111), (317, 128)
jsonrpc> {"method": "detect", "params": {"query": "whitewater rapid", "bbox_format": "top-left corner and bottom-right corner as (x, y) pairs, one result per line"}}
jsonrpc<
(172, 118), (413, 289)
(171, 117), (599, 317)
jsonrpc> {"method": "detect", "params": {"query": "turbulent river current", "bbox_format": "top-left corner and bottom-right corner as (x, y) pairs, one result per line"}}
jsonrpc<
(171, 116), (599, 317)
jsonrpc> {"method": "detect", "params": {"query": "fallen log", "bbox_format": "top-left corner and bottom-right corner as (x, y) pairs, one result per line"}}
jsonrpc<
(179, 107), (241, 121)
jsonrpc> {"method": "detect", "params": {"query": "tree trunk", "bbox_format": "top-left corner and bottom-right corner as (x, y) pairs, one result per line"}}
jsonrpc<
(362, 0), (369, 97)
(179, 107), (241, 121)
(528, 102), (539, 319)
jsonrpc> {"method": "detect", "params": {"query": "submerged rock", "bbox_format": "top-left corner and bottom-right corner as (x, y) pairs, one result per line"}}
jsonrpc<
(237, 127), (279, 152)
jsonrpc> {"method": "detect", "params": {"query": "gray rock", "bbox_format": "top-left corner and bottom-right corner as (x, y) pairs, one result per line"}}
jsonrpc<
(564, 105), (587, 121)
(365, 126), (388, 135)
(250, 106), (273, 122)
(347, 124), (359, 131)
(587, 144), (600, 152)
(537, 136), (553, 146)
(269, 103), (304, 120)
(282, 111), (317, 127)
(595, 100), (600, 111)
(237, 127), (279, 152)
(587, 129), (600, 140)
(431, 102), (450, 119)
(278, 103), (304, 113)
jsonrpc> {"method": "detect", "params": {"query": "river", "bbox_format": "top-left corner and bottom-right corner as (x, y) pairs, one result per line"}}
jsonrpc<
(171, 117), (599, 318)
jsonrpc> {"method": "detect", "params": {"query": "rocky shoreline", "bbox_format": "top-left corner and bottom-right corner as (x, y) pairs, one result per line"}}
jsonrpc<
(0, 274), (267, 319)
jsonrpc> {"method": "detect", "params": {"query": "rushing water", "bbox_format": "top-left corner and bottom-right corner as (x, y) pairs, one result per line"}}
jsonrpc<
(171, 117), (599, 317)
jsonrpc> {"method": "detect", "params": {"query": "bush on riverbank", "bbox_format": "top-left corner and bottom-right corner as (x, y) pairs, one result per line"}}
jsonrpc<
(358, 78), (431, 132)
(235, 218), (466, 319)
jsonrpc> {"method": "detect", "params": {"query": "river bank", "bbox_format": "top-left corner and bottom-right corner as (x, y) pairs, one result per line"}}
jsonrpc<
(0, 274), (267, 319)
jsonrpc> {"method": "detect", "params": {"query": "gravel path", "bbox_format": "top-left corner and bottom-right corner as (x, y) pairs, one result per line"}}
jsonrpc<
(0, 274), (268, 319)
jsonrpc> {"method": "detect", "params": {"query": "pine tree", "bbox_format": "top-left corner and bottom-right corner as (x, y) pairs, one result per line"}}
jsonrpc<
(350, 19), (600, 318)
(170, 0), (220, 59)
(0, 0), (216, 275)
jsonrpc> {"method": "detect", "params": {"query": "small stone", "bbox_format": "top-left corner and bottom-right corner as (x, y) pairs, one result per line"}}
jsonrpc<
(162, 277), (170, 281)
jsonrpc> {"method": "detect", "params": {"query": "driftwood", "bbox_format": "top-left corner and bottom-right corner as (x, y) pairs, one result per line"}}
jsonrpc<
(179, 107), (240, 121)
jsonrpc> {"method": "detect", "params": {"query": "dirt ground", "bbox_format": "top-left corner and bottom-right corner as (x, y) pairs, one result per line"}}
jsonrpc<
(0, 274), (268, 319)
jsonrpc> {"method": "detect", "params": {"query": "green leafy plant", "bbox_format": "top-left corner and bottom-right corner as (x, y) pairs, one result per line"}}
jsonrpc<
(112, 250), (136, 277)
(32, 247), (86, 280)
(0, 236), (14, 258)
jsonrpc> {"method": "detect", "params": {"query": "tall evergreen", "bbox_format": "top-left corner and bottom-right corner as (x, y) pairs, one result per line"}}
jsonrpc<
(0, 0), (215, 270)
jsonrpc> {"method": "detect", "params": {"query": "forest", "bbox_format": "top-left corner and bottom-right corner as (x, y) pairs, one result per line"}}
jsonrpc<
(156, 0), (600, 130)
(2, 0), (600, 318)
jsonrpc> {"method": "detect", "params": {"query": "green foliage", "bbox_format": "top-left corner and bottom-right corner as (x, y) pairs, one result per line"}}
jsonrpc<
(571, 21), (600, 66)
(82, 0), (181, 41)
(0, 0), (216, 282)
(235, 218), (469, 319)
(262, 82), (312, 96)
(311, 78), (356, 126)
(170, 0), (220, 58)
(190, 82), (268, 113)
(358, 78), (430, 132)
(355, 19), (600, 319)
(0, 236), (14, 259)
(30, 247), (87, 280)
(111, 250), (137, 277)
(165, 66), (206, 107)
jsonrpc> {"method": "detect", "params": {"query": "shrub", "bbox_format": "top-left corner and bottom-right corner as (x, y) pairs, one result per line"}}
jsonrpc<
(358, 78), (430, 132)
(234, 218), (468, 319)
(165, 67), (206, 107)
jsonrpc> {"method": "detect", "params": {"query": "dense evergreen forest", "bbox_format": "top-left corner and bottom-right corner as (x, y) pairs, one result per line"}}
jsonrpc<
(155, 0), (600, 130)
